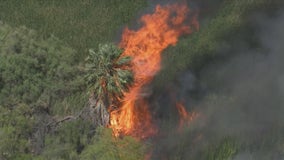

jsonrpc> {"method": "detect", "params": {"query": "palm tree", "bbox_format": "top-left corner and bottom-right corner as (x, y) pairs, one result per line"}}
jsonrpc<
(85, 43), (133, 126)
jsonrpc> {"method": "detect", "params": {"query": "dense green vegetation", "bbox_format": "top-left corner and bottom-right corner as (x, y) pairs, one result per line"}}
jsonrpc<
(80, 127), (146, 160)
(0, 21), (85, 159)
(0, 0), (283, 159)
(0, 22), (81, 107)
(0, 1), (147, 159)
(0, 0), (147, 61)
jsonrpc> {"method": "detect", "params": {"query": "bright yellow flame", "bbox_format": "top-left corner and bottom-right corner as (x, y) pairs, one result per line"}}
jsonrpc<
(109, 4), (198, 139)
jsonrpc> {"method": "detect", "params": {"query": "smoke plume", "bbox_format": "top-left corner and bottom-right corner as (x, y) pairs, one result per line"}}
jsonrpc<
(151, 5), (284, 160)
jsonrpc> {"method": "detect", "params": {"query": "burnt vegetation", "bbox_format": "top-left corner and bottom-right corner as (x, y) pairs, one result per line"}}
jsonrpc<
(0, 0), (283, 160)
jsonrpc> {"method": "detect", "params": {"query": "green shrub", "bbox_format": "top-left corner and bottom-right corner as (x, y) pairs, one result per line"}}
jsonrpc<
(0, 22), (82, 109)
(0, 22), (84, 159)
(80, 127), (146, 160)
(0, 104), (34, 160)
(39, 120), (92, 160)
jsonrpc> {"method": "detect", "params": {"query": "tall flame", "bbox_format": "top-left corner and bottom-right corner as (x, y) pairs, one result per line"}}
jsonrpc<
(109, 4), (198, 139)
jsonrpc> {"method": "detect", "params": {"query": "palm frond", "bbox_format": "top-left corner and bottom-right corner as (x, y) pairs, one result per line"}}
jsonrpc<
(85, 43), (133, 102)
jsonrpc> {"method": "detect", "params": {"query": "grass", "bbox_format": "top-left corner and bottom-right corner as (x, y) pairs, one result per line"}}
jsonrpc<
(204, 137), (238, 160)
(0, 0), (147, 61)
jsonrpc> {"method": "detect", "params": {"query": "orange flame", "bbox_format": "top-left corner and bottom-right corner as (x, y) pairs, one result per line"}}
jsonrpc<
(176, 102), (199, 131)
(109, 4), (198, 139)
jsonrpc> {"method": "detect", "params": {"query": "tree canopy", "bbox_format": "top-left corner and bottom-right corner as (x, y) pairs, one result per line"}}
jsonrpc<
(0, 22), (81, 109)
(85, 43), (133, 126)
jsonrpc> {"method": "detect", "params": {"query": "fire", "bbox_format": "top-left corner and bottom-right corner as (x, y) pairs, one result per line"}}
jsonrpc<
(176, 102), (199, 131)
(109, 4), (198, 139)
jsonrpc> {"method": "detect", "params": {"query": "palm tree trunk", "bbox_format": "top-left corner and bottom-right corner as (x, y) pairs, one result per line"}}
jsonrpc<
(87, 94), (110, 126)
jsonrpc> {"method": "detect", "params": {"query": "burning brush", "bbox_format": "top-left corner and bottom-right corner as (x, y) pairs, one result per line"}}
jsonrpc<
(86, 3), (199, 140)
